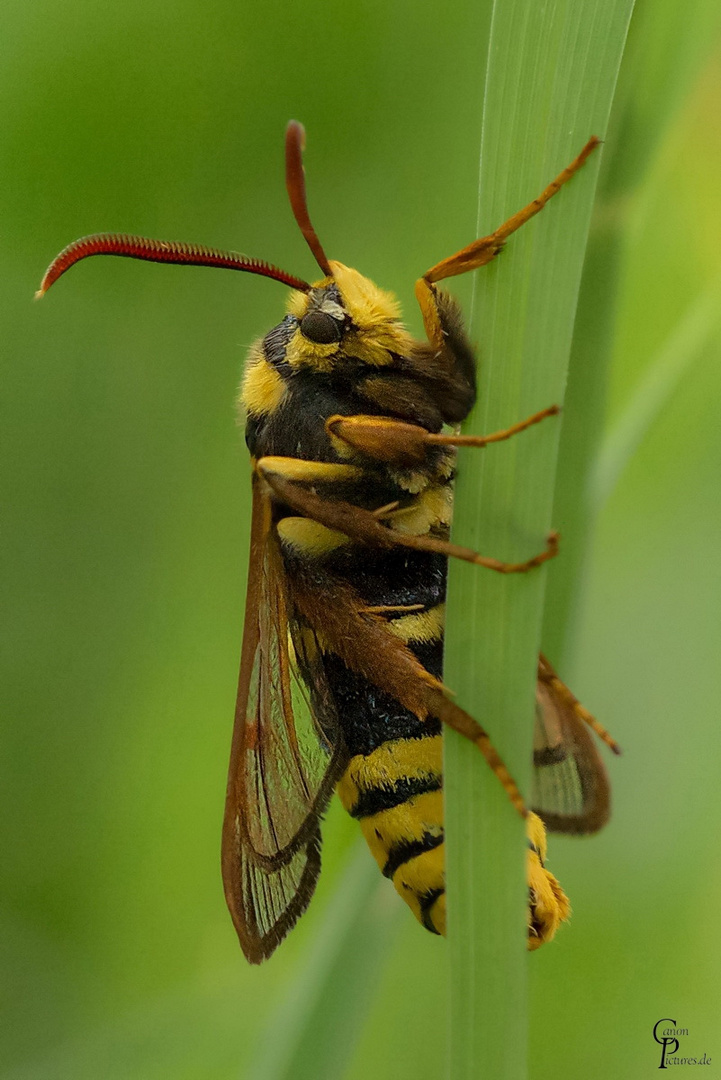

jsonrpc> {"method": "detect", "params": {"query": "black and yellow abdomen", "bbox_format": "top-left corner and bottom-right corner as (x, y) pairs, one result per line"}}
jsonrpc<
(338, 730), (446, 934)
(325, 542), (451, 936)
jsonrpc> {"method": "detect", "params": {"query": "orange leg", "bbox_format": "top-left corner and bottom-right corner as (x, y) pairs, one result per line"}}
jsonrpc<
(326, 406), (559, 467)
(416, 137), (601, 345)
(255, 456), (559, 574)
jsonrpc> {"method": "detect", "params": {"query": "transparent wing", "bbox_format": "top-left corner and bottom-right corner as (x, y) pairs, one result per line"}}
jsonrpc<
(222, 479), (346, 963)
(531, 666), (610, 835)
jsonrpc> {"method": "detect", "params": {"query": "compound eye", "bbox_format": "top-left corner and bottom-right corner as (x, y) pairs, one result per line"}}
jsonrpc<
(300, 310), (342, 344)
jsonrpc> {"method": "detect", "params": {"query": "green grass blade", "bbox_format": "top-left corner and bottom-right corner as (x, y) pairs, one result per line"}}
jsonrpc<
(443, 2), (635, 1077)
(590, 275), (721, 509)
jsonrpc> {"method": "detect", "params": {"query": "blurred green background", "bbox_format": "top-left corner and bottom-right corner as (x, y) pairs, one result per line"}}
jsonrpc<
(4, 1), (721, 1077)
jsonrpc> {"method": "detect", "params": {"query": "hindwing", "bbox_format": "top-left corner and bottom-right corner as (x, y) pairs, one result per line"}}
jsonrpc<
(531, 663), (610, 835)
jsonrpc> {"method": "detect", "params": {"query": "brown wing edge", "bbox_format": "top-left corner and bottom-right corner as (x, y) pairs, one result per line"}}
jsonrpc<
(229, 832), (323, 965)
(224, 774), (345, 963)
(532, 655), (611, 835)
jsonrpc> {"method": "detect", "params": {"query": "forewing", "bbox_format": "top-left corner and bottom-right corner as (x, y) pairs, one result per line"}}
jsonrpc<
(531, 674), (610, 835)
(222, 480), (345, 963)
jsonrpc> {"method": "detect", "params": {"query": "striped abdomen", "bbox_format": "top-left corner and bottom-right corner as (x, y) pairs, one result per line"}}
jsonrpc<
(327, 545), (450, 936)
(338, 727), (447, 935)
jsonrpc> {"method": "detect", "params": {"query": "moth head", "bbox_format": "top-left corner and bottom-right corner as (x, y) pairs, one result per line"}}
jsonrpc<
(35, 121), (412, 372)
(281, 262), (411, 374)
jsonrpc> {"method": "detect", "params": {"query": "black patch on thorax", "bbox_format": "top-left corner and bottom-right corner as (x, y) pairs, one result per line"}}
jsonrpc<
(325, 546), (447, 612)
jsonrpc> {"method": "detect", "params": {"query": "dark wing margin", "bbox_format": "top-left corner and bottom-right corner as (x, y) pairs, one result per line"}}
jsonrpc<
(531, 658), (611, 835)
(222, 477), (346, 963)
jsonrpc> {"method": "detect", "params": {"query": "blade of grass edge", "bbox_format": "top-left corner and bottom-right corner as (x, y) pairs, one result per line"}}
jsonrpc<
(443, 2), (635, 1078)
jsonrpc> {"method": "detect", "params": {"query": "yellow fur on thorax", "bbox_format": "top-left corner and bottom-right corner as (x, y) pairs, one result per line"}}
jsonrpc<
(276, 517), (351, 556)
(240, 340), (287, 416)
(257, 457), (363, 484)
(386, 484), (454, 533)
(388, 604), (445, 645)
(284, 328), (338, 372)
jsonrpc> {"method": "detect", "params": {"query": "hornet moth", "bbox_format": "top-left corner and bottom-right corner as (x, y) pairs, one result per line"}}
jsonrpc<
(37, 122), (620, 963)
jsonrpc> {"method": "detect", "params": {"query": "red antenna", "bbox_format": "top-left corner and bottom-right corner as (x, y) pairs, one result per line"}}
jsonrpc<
(285, 121), (332, 277)
(36, 233), (311, 299)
